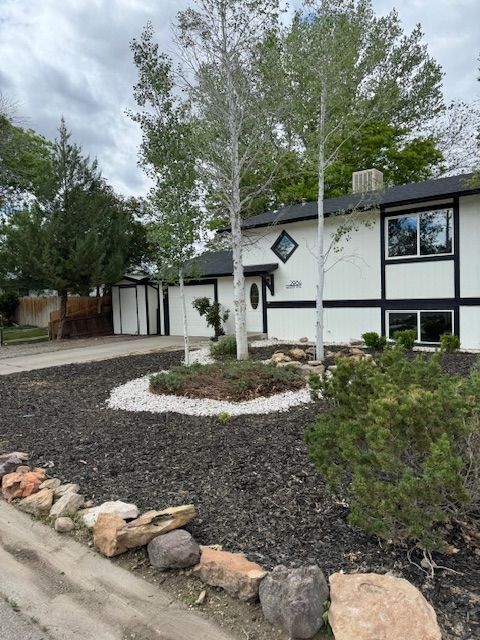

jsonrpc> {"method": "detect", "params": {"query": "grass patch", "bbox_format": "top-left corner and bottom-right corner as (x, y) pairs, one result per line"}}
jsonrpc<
(150, 361), (305, 402)
(2, 326), (48, 344)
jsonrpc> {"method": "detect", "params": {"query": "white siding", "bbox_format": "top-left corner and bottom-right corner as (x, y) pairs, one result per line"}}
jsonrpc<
(147, 284), (160, 335)
(216, 277), (236, 334)
(168, 283), (215, 337)
(267, 307), (381, 343)
(112, 287), (121, 334)
(118, 287), (138, 334)
(459, 195), (480, 298)
(137, 286), (148, 335)
(242, 214), (381, 303)
(386, 261), (455, 299)
(460, 306), (480, 350)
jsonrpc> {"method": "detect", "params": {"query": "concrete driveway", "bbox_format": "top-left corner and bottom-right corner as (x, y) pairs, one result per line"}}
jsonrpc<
(0, 502), (233, 640)
(0, 335), (204, 376)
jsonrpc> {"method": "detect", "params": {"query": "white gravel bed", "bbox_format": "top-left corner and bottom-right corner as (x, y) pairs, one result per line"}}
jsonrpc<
(107, 374), (312, 416)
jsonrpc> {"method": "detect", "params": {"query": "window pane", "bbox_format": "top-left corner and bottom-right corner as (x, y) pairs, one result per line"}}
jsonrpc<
(388, 312), (418, 339)
(420, 209), (453, 255)
(420, 311), (452, 343)
(387, 216), (418, 257)
(250, 283), (259, 310)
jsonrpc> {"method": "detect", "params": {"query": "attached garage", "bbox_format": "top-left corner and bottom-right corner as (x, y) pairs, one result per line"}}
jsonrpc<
(168, 282), (216, 337)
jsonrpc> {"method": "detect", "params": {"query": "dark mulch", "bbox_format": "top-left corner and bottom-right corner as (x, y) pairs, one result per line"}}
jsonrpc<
(0, 346), (479, 639)
(150, 360), (305, 401)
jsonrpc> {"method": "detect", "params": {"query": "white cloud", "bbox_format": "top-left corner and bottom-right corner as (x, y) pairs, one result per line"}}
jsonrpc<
(0, 0), (478, 197)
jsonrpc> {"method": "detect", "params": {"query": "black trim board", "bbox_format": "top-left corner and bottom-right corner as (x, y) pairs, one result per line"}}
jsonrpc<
(261, 278), (268, 333)
(267, 298), (480, 310)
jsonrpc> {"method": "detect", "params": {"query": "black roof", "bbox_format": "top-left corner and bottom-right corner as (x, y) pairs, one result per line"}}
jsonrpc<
(188, 249), (278, 278)
(240, 172), (479, 230)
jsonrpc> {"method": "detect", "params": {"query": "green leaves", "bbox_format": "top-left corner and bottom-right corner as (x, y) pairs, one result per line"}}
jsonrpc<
(306, 348), (480, 550)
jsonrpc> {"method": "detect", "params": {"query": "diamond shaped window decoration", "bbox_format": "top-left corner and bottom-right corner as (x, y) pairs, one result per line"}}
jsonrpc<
(271, 230), (298, 263)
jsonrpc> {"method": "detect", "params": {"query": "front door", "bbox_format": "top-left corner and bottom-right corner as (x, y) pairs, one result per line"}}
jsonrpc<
(245, 278), (263, 333)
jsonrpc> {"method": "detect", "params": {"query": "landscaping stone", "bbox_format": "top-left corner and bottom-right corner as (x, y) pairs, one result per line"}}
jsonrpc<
(2, 469), (46, 501)
(93, 513), (128, 557)
(0, 454), (22, 480)
(54, 483), (80, 498)
(55, 517), (75, 533)
(147, 529), (200, 569)
(0, 451), (28, 462)
(18, 488), (54, 516)
(82, 500), (139, 528)
(328, 573), (442, 640)
(299, 337), (309, 343)
(39, 478), (61, 490)
(15, 465), (31, 474)
(276, 360), (302, 369)
(271, 353), (292, 364)
(193, 546), (267, 601)
(259, 565), (329, 639)
(288, 348), (307, 361)
(93, 505), (196, 557)
(49, 492), (84, 518)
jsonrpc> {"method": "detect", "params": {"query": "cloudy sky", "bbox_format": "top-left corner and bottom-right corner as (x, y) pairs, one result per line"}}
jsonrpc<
(1, 0), (479, 197)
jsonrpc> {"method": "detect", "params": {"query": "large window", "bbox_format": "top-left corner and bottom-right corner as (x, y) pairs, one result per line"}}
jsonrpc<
(387, 208), (453, 259)
(271, 230), (298, 263)
(387, 310), (453, 344)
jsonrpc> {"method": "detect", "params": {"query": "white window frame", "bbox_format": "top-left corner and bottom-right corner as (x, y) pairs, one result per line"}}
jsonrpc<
(386, 309), (454, 344)
(385, 208), (454, 260)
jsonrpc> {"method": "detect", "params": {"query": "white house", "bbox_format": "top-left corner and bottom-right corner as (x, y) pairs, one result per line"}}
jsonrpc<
(112, 170), (480, 349)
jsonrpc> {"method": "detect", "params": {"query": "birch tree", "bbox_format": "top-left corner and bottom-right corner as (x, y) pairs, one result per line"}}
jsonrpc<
(130, 23), (204, 365)
(275, 0), (443, 360)
(173, 0), (282, 360)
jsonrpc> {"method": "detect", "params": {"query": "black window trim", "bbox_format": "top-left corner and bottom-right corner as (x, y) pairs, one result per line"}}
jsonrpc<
(271, 229), (299, 264)
(249, 282), (260, 310)
(385, 207), (454, 261)
(386, 309), (454, 344)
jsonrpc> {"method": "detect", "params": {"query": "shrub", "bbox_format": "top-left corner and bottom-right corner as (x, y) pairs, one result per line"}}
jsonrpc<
(361, 331), (387, 351)
(0, 290), (19, 324)
(150, 360), (304, 402)
(217, 411), (231, 424)
(192, 297), (229, 340)
(306, 349), (480, 551)
(440, 333), (460, 353)
(394, 328), (416, 350)
(210, 334), (238, 357)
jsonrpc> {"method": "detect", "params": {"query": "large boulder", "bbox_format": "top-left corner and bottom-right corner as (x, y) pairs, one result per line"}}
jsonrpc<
(82, 500), (139, 529)
(2, 469), (46, 501)
(193, 546), (267, 601)
(49, 492), (84, 518)
(287, 348), (307, 361)
(93, 505), (196, 557)
(259, 565), (329, 639)
(39, 478), (61, 490)
(328, 573), (442, 640)
(54, 483), (80, 498)
(147, 529), (200, 569)
(18, 488), (54, 516)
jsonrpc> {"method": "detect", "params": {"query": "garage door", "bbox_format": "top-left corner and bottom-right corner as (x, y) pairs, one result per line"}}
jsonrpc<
(168, 284), (215, 337)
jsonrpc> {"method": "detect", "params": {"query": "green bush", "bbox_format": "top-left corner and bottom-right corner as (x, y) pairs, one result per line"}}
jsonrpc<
(439, 333), (460, 353)
(193, 297), (229, 339)
(210, 334), (238, 357)
(361, 331), (387, 350)
(0, 290), (19, 324)
(394, 328), (416, 350)
(306, 348), (480, 551)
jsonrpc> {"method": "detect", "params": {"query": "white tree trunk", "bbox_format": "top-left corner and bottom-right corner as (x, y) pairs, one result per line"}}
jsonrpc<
(231, 212), (249, 360)
(179, 270), (190, 366)
(315, 93), (326, 361)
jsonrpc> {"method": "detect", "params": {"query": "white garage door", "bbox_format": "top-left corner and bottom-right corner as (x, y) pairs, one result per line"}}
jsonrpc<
(168, 284), (215, 337)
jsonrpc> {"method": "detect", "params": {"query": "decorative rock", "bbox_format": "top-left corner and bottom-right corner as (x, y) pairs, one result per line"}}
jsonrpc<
(0, 455), (22, 479)
(39, 478), (61, 490)
(147, 529), (200, 569)
(299, 337), (309, 343)
(49, 492), (84, 518)
(93, 505), (196, 557)
(350, 339), (363, 346)
(328, 573), (442, 640)
(0, 451), (28, 462)
(93, 513), (128, 557)
(55, 517), (75, 533)
(18, 488), (54, 516)
(260, 565), (329, 639)
(195, 590), (207, 605)
(193, 546), (267, 601)
(54, 483), (80, 498)
(271, 353), (292, 364)
(288, 348), (307, 361)
(15, 465), (31, 474)
(82, 501), (139, 529)
(276, 361), (302, 369)
(2, 469), (46, 501)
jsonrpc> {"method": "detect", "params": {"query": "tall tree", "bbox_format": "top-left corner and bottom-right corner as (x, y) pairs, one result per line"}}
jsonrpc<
(274, 0), (443, 359)
(174, 0), (282, 360)
(0, 120), (134, 337)
(130, 23), (205, 365)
